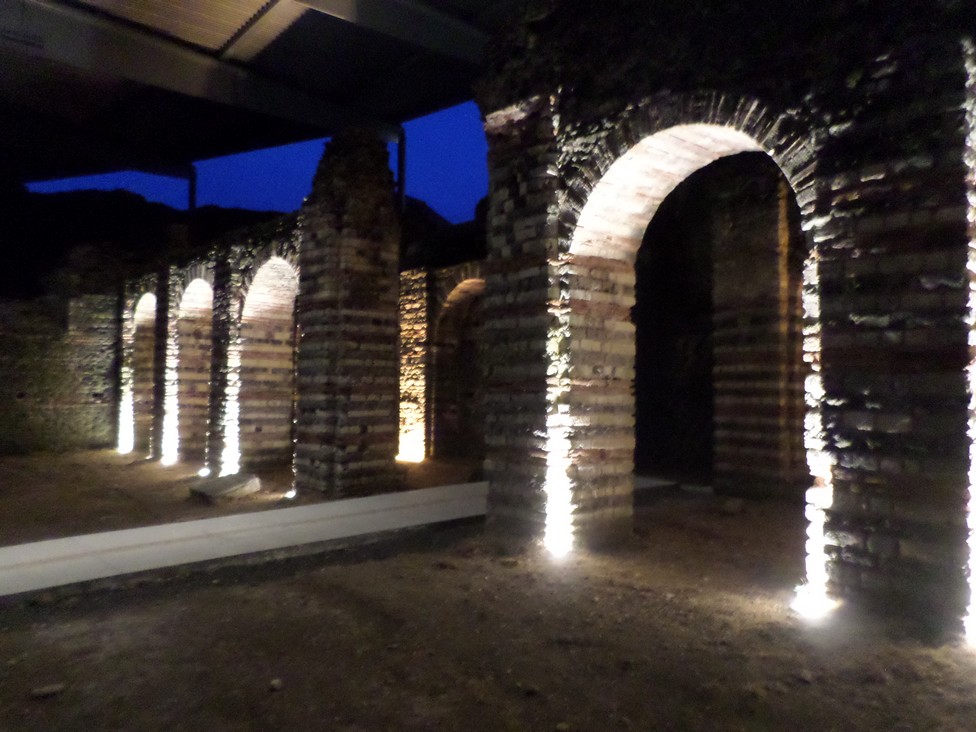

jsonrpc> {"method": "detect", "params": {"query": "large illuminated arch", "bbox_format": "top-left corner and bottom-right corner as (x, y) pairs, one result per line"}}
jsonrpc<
(553, 114), (833, 615)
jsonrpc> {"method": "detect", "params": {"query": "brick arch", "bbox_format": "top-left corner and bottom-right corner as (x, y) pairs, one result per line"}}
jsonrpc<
(237, 245), (300, 323)
(543, 92), (831, 592)
(171, 263), (216, 313)
(431, 261), (483, 324)
(431, 277), (486, 460)
(560, 93), (819, 261)
(238, 256), (300, 469)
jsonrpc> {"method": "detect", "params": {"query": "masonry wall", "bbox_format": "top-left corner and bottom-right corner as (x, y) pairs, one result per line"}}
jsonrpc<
(431, 277), (485, 460)
(477, 4), (973, 612)
(710, 161), (808, 497)
(294, 129), (401, 496)
(0, 296), (116, 454)
(810, 40), (972, 616)
(480, 99), (563, 535)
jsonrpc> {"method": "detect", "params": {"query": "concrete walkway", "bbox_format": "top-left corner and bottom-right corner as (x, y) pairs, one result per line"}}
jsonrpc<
(0, 482), (487, 597)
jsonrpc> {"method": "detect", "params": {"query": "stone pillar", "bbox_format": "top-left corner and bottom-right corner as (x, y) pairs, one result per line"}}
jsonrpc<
(816, 40), (971, 618)
(294, 129), (401, 496)
(206, 251), (242, 475)
(150, 267), (169, 460)
(481, 97), (628, 544)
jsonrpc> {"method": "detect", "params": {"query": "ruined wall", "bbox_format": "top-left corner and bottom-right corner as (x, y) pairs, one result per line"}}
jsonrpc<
(239, 256), (299, 469)
(0, 296), (116, 453)
(481, 99), (562, 536)
(206, 215), (300, 476)
(478, 2), (974, 611)
(295, 130), (401, 496)
(810, 41), (972, 616)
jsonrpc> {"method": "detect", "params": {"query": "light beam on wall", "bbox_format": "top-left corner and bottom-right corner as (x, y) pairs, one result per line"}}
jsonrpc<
(544, 269), (575, 558)
(962, 37), (976, 643)
(791, 251), (839, 620)
(220, 338), (242, 476)
(397, 401), (426, 462)
(160, 303), (180, 466)
(117, 385), (135, 454)
(398, 270), (429, 463)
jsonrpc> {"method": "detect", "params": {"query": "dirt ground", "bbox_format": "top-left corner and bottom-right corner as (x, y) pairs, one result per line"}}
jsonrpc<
(0, 449), (479, 546)
(2, 452), (976, 730)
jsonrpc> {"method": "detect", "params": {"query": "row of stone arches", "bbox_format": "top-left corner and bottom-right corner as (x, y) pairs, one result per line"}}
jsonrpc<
(109, 77), (975, 620)
(122, 256), (300, 473)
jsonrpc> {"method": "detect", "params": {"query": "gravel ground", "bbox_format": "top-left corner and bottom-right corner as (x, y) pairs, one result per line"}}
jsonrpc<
(2, 452), (976, 730)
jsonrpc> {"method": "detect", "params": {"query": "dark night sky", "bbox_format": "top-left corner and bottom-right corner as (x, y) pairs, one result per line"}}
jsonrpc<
(27, 102), (488, 225)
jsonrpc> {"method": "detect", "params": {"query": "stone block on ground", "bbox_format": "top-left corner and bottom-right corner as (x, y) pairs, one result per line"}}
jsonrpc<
(190, 474), (261, 502)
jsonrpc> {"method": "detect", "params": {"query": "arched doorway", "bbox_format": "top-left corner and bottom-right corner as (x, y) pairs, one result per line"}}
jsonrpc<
(632, 152), (809, 496)
(239, 257), (299, 470)
(432, 278), (485, 461)
(176, 279), (213, 461)
(132, 292), (157, 453)
(546, 121), (828, 587)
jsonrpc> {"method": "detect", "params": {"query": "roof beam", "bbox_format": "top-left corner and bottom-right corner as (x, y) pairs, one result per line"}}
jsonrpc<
(296, 0), (485, 65)
(2, 0), (400, 140)
(221, 1), (308, 63)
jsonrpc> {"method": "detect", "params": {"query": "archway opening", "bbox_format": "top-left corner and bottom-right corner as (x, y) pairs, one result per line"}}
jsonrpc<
(176, 279), (213, 461)
(239, 257), (299, 471)
(431, 278), (486, 462)
(131, 292), (157, 453)
(556, 122), (830, 611)
(633, 152), (809, 496)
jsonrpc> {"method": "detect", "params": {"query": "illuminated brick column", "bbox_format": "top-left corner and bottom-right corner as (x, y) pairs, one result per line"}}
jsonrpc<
(294, 129), (401, 496)
(205, 252), (243, 476)
(479, 98), (560, 538)
(815, 42), (972, 618)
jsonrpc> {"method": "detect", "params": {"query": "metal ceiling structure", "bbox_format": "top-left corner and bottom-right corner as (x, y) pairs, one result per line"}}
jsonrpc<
(0, 0), (515, 183)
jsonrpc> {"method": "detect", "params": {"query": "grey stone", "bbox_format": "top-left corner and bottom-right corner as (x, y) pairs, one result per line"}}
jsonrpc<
(30, 683), (66, 699)
(190, 474), (261, 502)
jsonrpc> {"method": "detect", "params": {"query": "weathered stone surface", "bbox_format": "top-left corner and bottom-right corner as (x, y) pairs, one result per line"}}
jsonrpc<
(190, 473), (261, 502)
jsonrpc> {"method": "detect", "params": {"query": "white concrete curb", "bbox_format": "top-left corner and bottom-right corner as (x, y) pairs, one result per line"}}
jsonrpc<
(0, 482), (488, 596)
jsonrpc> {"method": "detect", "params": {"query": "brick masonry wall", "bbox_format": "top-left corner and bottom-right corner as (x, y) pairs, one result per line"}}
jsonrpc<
(205, 215), (300, 476)
(482, 97), (563, 535)
(811, 41), (972, 616)
(479, 7), (973, 614)
(295, 129), (401, 496)
(431, 275), (485, 460)
(0, 296), (116, 453)
(121, 275), (158, 454)
(711, 163), (808, 497)
(176, 278), (213, 461)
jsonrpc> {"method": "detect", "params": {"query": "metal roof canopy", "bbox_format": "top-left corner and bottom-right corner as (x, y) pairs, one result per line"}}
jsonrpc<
(0, 0), (512, 183)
